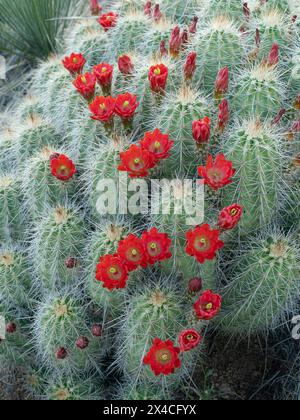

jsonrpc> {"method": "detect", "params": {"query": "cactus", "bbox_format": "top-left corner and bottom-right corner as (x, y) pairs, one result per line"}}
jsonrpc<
(33, 291), (106, 374)
(1, 0), (300, 402)
(0, 246), (32, 310)
(220, 231), (300, 335)
(31, 205), (86, 290)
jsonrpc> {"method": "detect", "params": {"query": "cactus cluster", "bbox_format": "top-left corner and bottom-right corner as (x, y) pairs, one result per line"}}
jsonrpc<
(0, 0), (299, 400)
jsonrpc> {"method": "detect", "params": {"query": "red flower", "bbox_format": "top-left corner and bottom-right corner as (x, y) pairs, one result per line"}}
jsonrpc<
(179, 329), (202, 352)
(115, 93), (139, 120)
(153, 4), (162, 22)
(192, 117), (211, 144)
(194, 290), (222, 321)
(143, 338), (181, 376)
(215, 67), (229, 96)
(98, 12), (118, 31)
(117, 234), (148, 271)
(144, 1), (152, 16)
(140, 128), (174, 162)
(89, 96), (115, 122)
(185, 224), (224, 264)
(118, 144), (156, 178)
(184, 52), (197, 80)
(149, 64), (169, 93)
(267, 43), (279, 66)
(141, 227), (172, 264)
(118, 55), (134, 75)
(93, 63), (113, 88)
(198, 154), (236, 190)
(62, 53), (86, 75)
(218, 204), (243, 230)
(95, 254), (129, 290)
(218, 99), (230, 132)
(169, 26), (182, 57)
(73, 72), (96, 100)
(50, 154), (77, 181)
(90, 0), (102, 16)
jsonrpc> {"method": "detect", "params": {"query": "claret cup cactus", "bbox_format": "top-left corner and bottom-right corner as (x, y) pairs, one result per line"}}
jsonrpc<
(0, 0), (299, 401)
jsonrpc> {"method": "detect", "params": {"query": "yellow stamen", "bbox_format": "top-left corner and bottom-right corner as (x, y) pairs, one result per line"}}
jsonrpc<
(100, 103), (106, 110)
(131, 249), (138, 256)
(72, 58), (78, 63)
(101, 67), (107, 73)
(150, 243), (157, 250)
(109, 267), (117, 274)
(81, 76), (87, 84)
(206, 303), (213, 310)
(154, 141), (161, 149)
(123, 101), (130, 108)
(154, 68), (161, 75)
(134, 158), (140, 164)
(230, 208), (238, 216)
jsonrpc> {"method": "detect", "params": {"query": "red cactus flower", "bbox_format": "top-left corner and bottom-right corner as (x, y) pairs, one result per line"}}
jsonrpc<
(198, 154), (236, 190)
(98, 12), (118, 31)
(115, 93), (139, 120)
(215, 67), (229, 96)
(141, 227), (172, 264)
(56, 347), (68, 360)
(189, 16), (199, 34)
(192, 117), (211, 144)
(184, 52), (197, 80)
(218, 204), (243, 230)
(95, 254), (129, 290)
(93, 63), (113, 88)
(76, 336), (89, 350)
(140, 128), (174, 162)
(73, 72), (96, 100)
(194, 290), (222, 321)
(91, 324), (102, 337)
(185, 224), (224, 264)
(143, 338), (181, 376)
(118, 144), (156, 178)
(160, 41), (168, 57)
(149, 64), (169, 93)
(169, 26), (182, 57)
(218, 99), (230, 132)
(179, 329), (202, 352)
(50, 154), (77, 181)
(118, 55), (134, 75)
(117, 234), (148, 271)
(144, 1), (152, 16)
(62, 53), (86, 75)
(153, 4), (162, 22)
(267, 43), (279, 66)
(90, 0), (102, 15)
(89, 96), (115, 123)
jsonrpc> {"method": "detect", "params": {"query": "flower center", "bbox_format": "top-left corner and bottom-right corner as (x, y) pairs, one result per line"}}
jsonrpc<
(81, 76), (87, 84)
(186, 334), (195, 341)
(206, 303), (213, 311)
(101, 67), (107, 73)
(131, 249), (138, 256)
(100, 103), (106, 110)
(123, 100), (130, 108)
(134, 158), (140, 165)
(150, 242), (157, 250)
(208, 168), (223, 182)
(72, 58), (78, 63)
(58, 165), (70, 176)
(109, 267), (117, 274)
(154, 141), (161, 149)
(154, 68), (161, 75)
(156, 349), (172, 364)
(230, 208), (238, 216)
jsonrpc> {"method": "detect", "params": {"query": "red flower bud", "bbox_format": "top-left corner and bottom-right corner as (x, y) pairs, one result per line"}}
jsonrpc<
(184, 52), (197, 80)
(189, 16), (199, 34)
(218, 99), (230, 132)
(91, 324), (103, 337)
(243, 3), (250, 20)
(169, 26), (182, 57)
(144, 1), (152, 16)
(6, 322), (17, 334)
(118, 55), (134, 75)
(153, 4), (162, 22)
(188, 277), (203, 294)
(90, 0), (102, 16)
(215, 67), (229, 96)
(192, 117), (211, 144)
(218, 204), (243, 230)
(181, 29), (189, 47)
(65, 257), (79, 269)
(56, 347), (68, 360)
(272, 109), (286, 125)
(76, 336), (89, 350)
(62, 53), (86, 76)
(160, 41), (168, 57)
(148, 64), (169, 93)
(267, 43), (279, 66)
